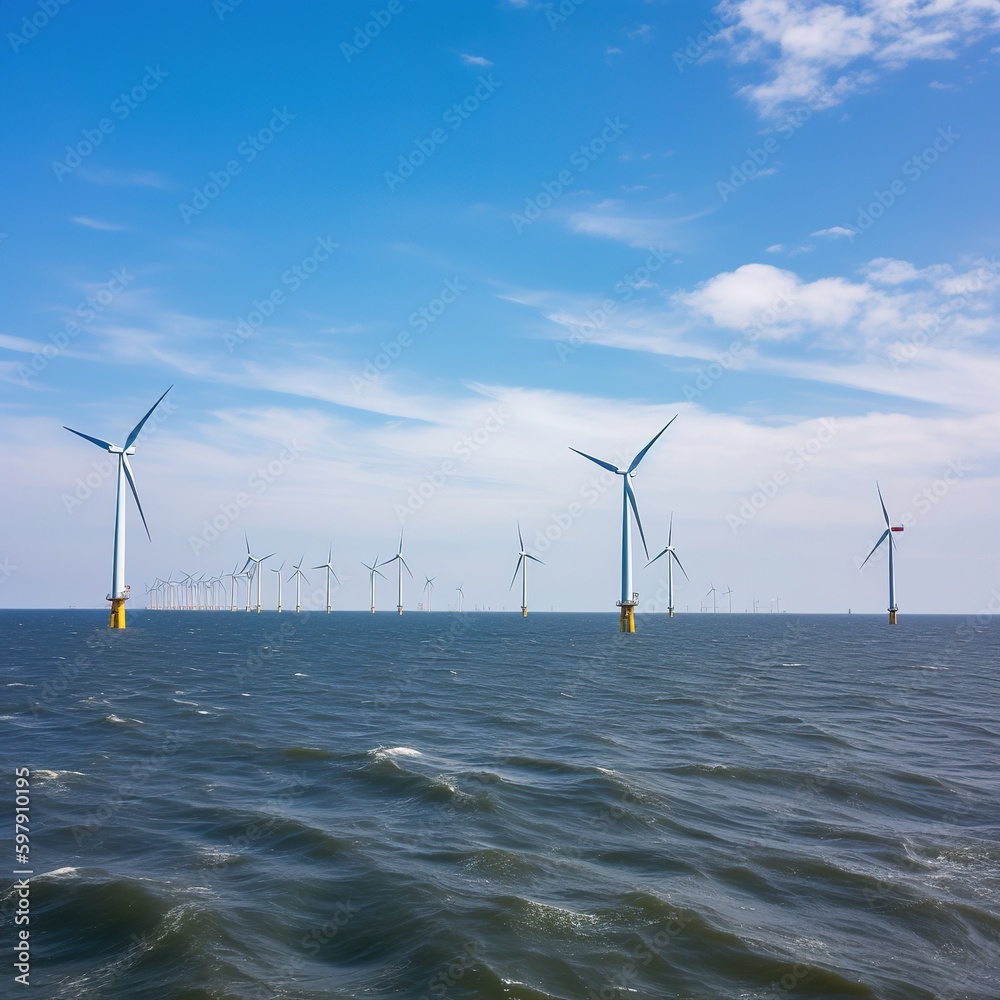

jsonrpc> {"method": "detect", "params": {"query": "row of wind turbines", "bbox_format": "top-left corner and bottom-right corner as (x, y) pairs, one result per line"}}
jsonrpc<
(64, 388), (904, 630)
(145, 532), (476, 615)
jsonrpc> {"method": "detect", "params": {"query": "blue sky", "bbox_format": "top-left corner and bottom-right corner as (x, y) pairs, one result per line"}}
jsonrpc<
(3, 0), (999, 613)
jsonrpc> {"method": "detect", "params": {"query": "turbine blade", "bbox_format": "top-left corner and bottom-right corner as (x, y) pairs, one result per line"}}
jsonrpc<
(64, 426), (113, 450)
(374, 568), (387, 581)
(876, 481), (891, 528)
(121, 454), (151, 541)
(525, 554), (544, 565)
(624, 478), (649, 558)
(646, 548), (667, 568)
(509, 554), (523, 591)
(124, 386), (172, 450)
(627, 414), (677, 474)
(667, 511), (674, 546)
(671, 550), (690, 581)
(517, 521), (524, 552)
(245, 532), (252, 555)
(331, 569), (341, 585)
(860, 529), (890, 569)
(399, 556), (413, 578)
(568, 447), (620, 474)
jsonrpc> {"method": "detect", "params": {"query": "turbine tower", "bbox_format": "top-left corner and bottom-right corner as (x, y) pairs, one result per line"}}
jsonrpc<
(361, 555), (386, 613)
(455, 583), (465, 613)
(289, 556), (308, 613)
(379, 531), (412, 615)
(723, 586), (734, 613)
(570, 416), (677, 632)
(312, 545), (340, 613)
(64, 386), (172, 629)
(860, 482), (904, 624)
(423, 575), (435, 611)
(241, 534), (274, 613)
(510, 521), (544, 617)
(646, 512), (689, 618)
(272, 560), (285, 612)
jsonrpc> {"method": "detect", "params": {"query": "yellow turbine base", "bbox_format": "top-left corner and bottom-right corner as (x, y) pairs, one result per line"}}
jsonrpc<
(889, 609), (898, 624)
(668, 608), (674, 618)
(521, 607), (528, 617)
(619, 604), (635, 633)
(397, 606), (403, 615)
(109, 598), (126, 629)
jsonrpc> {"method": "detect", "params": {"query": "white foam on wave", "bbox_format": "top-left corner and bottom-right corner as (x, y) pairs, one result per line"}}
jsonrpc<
(33, 769), (86, 780)
(40, 867), (79, 878)
(379, 746), (422, 757)
(105, 714), (143, 725)
(294, 672), (308, 677)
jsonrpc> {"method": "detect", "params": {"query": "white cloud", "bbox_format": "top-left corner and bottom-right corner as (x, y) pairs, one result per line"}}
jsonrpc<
(71, 216), (129, 232)
(461, 53), (494, 67)
(719, 0), (1000, 116)
(811, 225), (855, 239)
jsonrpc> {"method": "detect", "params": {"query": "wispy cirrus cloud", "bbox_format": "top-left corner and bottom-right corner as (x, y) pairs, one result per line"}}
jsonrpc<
(460, 53), (494, 67)
(718, 0), (1000, 116)
(71, 216), (130, 232)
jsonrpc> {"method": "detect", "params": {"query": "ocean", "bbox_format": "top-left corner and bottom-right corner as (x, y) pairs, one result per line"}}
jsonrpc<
(2, 610), (997, 999)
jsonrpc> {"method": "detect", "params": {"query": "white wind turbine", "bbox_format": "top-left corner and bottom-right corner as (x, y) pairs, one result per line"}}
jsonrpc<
(723, 586), (734, 613)
(860, 482), (904, 624)
(379, 531), (413, 615)
(570, 416), (677, 632)
(510, 522), (544, 617)
(423, 575), (435, 611)
(361, 555), (386, 613)
(241, 534), (274, 613)
(646, 513), (689, 618)
(313, 545), (340, 613)
(226, 564), (240, 612)
(288, 556), (308, 613)
(705, 584), (717, 614)
(272, 560), (285, 612)
(63, 386), (172, 629)
(455, 583), (465, 613)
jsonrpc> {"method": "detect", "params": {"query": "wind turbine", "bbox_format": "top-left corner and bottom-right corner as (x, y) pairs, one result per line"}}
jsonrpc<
(379, 531), (412, 615)
(646, 512), (689, 618)
(288, 556), (308, 613)
(361, 555), (386, 613)
(860, 482), (904, 624)
(570, 416), (677, 632)
(723, 586), (734, 613)
(705, 584), (717, 614)
(241, 534), (274, 613)
(63, 386), (171, 629)
(510, 522), (544, 617)
(312, 545), (340, 613)
(226, 564), (240, 611)
(272, 560), (285, 612)
(455, 583), (465, 613)
(423, 575), (435, 611)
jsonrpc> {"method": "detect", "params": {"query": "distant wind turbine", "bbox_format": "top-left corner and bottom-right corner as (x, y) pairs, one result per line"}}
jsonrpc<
(860, 482), (904, 624)
(288, 556), (308, 613)
(272, 560), (285, 612)
(456, 583), (465, 613)
(241, 534), (274, 613)
(63, 386), (172, 629)
(723, 586), (733, 613)
(423, 575), (435, 611)
(646, 512), (689, 618)
(510, 521), (544, 617)
(361, 555), (386, 613)
(570, 416), (677, 632)
(312, 545), (340, 613)
(705, 583), (717, 614)
(225, 565), (240, 612)
(379, 531), (412, 615)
